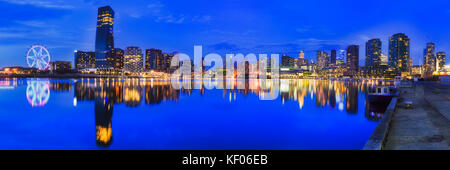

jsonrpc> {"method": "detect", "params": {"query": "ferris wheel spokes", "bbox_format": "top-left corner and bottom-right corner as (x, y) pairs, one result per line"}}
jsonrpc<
(26, 45), (51, 70)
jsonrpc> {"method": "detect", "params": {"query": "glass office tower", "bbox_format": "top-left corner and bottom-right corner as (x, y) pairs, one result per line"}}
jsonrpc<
(95, 6), (115, 69)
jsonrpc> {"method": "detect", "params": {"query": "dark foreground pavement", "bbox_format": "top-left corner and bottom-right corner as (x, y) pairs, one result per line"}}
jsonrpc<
(384, 82), (450, 150)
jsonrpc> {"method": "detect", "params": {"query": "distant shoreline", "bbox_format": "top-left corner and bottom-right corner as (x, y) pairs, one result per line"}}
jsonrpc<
(1, 73), (446, 82)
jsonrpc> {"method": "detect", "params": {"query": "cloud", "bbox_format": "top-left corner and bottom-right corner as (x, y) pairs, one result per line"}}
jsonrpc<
(145, 0), (211, 24)
(14, 20), (48, 28)
(207, 42), (241, 51)
(0, 32), (27, 38)
(296, 26), (335, 36)
(0, 0), (75, 9)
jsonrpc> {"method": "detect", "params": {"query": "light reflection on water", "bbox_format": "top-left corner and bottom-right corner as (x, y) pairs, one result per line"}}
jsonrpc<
(0, 78), (389, 150)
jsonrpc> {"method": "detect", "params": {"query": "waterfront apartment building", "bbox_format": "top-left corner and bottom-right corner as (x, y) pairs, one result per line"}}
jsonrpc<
(50, 61), (72, 73)
(337, 50), (346, 67)
(346, 45), (359, 76)
(436, 52), (446, 71)
(74, 50), (95, 69)
(365, 39), (382, 74)
(281, 55), (295, 68)
(145, 49), (164, 71)
(124, 47), (143, 73)
(163, 53), (174, 73)
(113, 48), (124, 70)
(316, 51), (329, 70)
(389, 33), (410, 73)
(423, 42), (436, 73)
(95, 6), (115, 69)
(298, 51), (305, 67)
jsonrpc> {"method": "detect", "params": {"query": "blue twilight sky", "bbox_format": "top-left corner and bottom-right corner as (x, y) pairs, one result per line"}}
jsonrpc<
(0, 0), (449, 68)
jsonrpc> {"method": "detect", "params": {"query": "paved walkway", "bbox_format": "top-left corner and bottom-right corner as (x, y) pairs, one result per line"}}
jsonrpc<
(384, 82), (450, 150)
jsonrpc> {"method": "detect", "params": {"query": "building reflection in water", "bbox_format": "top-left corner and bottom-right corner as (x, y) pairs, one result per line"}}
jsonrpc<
(346, 82), (358, 114)
(30, 78), (390, 147)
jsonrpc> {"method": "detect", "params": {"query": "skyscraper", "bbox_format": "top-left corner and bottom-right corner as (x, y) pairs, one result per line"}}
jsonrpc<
(281, 54), (295, 67)
(436, 52), (446, 71)
(95, 6), (115, 69)
(113, 48), (124, 70)
(298, 51), (305, 67)
(389, 33), (410, 73)
(316, 51), (328, 70)
(365, 39), (381, 67)
(346, 45), (359, 76)
(164, 53), (174, 73)
(145, 49), (164, 71)
(337, 49), (346, 67)
(330, 49), (336, 66)
(423, 42), (436, 73)
(366, 39), (381, 74)
(74, 50), (95, 69)
(124, 47), (143, 73)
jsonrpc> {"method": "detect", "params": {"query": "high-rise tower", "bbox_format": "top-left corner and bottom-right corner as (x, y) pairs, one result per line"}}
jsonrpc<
(423, 42), (436, 73)
(389, 33), (410, 73)
(95, 6), (115, 69)
(346, 45), (359, 76)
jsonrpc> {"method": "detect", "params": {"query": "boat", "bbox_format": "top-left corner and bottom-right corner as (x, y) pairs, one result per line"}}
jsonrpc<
(368, 79), (399, 102)
(368, 85), (398, 102)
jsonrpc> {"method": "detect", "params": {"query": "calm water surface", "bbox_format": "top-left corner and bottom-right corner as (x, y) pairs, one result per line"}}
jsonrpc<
(0, 78), (385, 150)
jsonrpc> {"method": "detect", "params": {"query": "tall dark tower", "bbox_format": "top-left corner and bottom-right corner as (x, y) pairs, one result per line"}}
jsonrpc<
(95, 6), (115, 69)
(389, 33), (410, 73)
(145, 49), (163, 71)
(346, 45), (359, 76)
(423, 42), (436, 73)
(366, 39), (381, 73)
(330, 49), (337, 66)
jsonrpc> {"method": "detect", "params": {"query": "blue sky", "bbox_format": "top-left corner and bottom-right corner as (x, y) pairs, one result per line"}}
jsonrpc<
(0, 0), (449, 68)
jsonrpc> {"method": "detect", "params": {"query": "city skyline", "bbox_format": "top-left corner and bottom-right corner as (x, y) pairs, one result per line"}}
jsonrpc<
(1, 0), (450, 68)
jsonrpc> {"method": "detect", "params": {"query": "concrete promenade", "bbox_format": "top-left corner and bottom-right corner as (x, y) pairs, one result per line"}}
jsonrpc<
(384, 82), (450, 150)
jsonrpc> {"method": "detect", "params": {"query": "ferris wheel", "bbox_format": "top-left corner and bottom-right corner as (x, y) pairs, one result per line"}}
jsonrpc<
(26, 45), (51, 70)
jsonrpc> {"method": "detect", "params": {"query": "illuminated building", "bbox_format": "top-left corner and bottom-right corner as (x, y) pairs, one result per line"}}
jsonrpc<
(346, 45), (359, 76)
(49, 61), (71, 73)
(281, 54), (295, 68)
(365, 39), (381, 74)
(0, 67), (38, 75)
(74, 50), (95, 69)
(380, 54), (388, 66)
(389, 33), (410, 73)
(124, 47), (143, 73)
(298, 51), (305, 67)
(145, 49), (164, 71)
(316, 51), (329, 70)
(423, 42), (436, 74)
(436, 52), (446, 71)
(336, 50), (346, 67)
(95, 6), (115, 69)
(113, 48), (124, 70)
(411, 65), (423, 77)
(164, 53), (174, 73)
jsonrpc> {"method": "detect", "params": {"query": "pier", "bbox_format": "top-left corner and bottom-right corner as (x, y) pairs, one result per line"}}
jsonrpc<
(383, 82), (450, 150)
